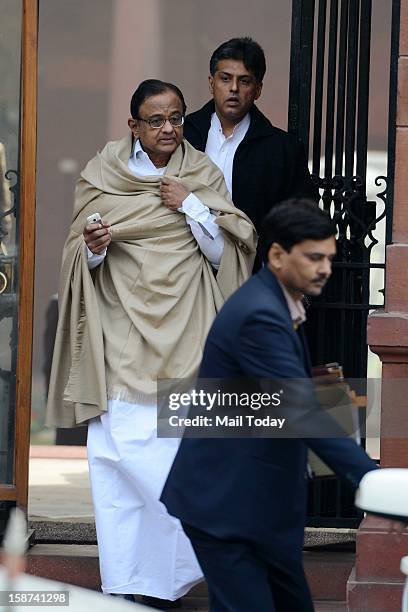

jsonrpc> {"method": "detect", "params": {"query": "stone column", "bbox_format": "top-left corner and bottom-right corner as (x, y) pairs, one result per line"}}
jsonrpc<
(107, 0), (162, 141)
(347, 1), (408, 609)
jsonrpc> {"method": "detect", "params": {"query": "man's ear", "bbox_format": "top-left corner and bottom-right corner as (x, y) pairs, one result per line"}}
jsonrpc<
(208, 74), (214, 95)
(127, 117), (139, 137)
(267, 242), (285, 271)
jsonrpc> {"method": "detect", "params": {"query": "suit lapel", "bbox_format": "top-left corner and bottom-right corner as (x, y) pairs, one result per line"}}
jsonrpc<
(257, 267), (312, 376)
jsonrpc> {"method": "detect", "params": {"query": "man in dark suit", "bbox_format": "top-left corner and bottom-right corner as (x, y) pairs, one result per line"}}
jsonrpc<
(161, 199), (378, 612)
(184, 37), (317, 237)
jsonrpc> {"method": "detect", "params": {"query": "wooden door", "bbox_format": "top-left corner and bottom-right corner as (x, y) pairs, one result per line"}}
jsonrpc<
(0, 0), (38, 511)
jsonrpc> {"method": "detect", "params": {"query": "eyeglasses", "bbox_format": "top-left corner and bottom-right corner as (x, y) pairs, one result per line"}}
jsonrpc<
(137, 115), (185, 129)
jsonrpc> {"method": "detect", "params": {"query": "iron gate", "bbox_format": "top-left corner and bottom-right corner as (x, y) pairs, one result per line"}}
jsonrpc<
(288, 0), (400, 527)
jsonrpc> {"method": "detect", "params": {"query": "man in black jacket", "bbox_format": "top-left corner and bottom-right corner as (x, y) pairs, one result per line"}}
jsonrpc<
(184, 37), (317, 241)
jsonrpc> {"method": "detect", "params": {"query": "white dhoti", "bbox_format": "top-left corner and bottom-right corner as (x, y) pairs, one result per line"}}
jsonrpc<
(87, 400), (203, 599)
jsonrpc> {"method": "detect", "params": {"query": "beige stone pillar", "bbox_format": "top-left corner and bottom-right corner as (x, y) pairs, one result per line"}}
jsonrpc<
(107, 0), (162, 141)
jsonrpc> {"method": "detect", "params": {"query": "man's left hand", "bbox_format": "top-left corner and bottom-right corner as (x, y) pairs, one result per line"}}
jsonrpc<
(160, 177), (190, 211)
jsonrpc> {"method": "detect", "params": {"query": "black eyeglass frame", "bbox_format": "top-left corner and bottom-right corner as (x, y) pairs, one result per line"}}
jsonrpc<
(137, 115), (185, 129)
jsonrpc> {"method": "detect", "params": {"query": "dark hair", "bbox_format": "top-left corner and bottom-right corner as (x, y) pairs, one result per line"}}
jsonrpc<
(210, 37), (266, 83)
(130, 79), (187, 119)
(260, 199), (336, 261)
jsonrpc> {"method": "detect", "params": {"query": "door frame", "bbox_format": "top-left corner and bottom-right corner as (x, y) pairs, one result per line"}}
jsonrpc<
(0, 0), (38, 510)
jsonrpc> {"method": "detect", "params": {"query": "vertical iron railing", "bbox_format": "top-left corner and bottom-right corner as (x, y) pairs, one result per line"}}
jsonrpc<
(288, 0), (398, 527)
(385, 0), (400, 246)
(288, 0), (315, 153)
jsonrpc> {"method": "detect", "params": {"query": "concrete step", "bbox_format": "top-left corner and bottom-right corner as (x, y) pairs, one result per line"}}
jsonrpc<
(347, 566), (405, 612)
(304, 550), (355, 601)
(29, 516), (356, 548)
(135, 600), (347, 612)
(27, 544), (354, 606)
(27, 545), (100, 591)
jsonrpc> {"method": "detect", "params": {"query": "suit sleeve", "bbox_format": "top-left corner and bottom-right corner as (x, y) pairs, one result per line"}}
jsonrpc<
(237, 313), (378, 488)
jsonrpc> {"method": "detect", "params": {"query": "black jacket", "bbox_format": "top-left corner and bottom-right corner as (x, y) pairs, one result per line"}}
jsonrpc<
(184, 100), (318, 233)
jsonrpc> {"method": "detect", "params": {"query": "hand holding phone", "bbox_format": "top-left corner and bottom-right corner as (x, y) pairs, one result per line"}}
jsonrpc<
(84, 212), (111, 254)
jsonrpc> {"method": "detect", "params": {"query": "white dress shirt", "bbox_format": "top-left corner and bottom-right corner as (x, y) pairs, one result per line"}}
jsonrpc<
(205, 112), (251, 195)
(87, 139), (224, 269)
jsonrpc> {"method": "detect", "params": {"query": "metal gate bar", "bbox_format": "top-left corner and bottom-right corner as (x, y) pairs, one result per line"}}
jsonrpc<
(356, 0), (372, 184)
(345, 0), (359, 177)
(335, 0), (349, 176)
(289, 0), (398, 528)
(289, 0), (315, 153)
(324, 0), (338, 180)
(312, 0), (327, 173)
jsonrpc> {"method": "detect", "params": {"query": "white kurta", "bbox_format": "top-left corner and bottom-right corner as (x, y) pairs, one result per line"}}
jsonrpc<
(87, 401), (203, 598)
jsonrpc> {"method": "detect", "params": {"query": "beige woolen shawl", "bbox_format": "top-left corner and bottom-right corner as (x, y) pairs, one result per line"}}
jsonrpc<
(46, 135), (257, 427)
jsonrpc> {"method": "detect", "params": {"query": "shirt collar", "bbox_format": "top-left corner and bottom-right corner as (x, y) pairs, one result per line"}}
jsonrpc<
(277, 280), (306, 329)
(130, 138), (167, 175)
(210, 112), (251, 140)
(132, 138), (145, 159)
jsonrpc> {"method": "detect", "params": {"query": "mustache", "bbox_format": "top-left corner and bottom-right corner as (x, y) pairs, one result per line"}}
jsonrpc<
(312, 275), (329, 283)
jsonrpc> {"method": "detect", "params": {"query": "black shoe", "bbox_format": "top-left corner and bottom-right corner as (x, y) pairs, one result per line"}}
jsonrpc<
(110, 593), (135, 601)
(141, 596), (182, 609)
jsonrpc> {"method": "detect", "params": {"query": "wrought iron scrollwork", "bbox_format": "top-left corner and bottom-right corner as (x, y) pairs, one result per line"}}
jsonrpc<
(310, 172), (382, 261)
(306, 169), (386, 383)
(373, 175), (389, 222)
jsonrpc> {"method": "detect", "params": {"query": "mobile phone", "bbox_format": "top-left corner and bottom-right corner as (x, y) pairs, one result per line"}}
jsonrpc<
(86, 212), (102, 225)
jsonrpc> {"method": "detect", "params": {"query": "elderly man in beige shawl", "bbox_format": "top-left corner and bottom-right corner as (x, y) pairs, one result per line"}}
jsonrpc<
(47, 79), (256, 608)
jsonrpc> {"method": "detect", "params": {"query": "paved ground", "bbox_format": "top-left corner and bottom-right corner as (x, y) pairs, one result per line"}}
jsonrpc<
(28, 447), (356, 543)
(28, 446), (93, 521)
(27, 447), (348, 611)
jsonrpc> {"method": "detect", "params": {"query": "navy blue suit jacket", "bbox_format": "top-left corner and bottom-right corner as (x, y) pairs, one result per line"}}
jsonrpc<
(161, 266), (377, 562)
